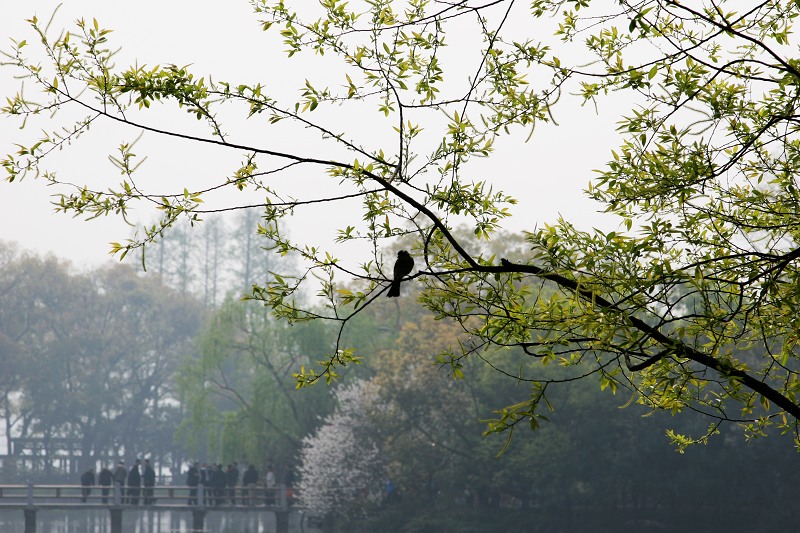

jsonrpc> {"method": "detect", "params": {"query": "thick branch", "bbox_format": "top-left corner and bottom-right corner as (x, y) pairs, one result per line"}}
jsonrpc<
(497, 258), (800, 420)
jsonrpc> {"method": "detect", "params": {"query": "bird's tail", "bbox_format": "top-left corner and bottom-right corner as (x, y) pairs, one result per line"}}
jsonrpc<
(387, 280), (401, 297)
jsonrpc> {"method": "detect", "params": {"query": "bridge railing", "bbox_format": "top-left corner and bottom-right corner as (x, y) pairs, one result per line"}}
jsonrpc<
(0, 482), (289, 509)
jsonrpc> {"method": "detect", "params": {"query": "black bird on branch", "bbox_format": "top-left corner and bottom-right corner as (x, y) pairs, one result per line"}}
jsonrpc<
(387, 250), (414, 297)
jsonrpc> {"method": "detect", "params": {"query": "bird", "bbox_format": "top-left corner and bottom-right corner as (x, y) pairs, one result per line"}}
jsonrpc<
(387, 250), (414, 297)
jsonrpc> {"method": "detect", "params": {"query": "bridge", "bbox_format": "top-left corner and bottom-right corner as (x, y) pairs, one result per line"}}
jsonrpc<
(0, 482), (306, 533)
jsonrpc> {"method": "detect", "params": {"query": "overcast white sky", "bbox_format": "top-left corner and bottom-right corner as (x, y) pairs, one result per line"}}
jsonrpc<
(0, 0), (621, 270)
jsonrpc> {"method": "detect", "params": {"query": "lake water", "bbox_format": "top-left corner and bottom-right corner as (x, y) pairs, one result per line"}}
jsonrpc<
(0, 508), (317, 533)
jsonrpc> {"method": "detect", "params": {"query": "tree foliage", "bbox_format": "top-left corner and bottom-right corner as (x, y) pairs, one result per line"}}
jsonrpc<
(4, 0), (800, 446)
(146, 210), (291, 306)
(176, 297), (333, 468)
(297, 312), (475, 520)
(298, 289), (800, 533)
(0, 242), (203, 476)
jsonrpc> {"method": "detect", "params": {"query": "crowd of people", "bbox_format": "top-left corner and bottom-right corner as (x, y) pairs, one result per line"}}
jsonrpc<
(185, 462), (279, 506)
(79, 460), (291, 507)
(80, 458), (157, 504)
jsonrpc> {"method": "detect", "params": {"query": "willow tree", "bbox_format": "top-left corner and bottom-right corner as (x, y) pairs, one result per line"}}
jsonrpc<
(4, 0), (800, 447)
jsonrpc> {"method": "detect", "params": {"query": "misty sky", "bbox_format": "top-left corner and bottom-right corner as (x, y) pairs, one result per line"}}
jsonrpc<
(0, 1), (621, 269)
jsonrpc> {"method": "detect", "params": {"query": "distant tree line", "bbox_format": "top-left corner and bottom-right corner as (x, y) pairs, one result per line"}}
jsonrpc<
(0, 207), (303, 479)
(134, 209), (287, 307)
(0, 240), (203, 479)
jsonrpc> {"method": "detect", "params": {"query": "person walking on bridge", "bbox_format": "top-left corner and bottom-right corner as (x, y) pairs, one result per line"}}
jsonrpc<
(143, 459), (156, 505)
(186, 462), (200, 505)
(80, 467), (95, 503)
(127, 459), (142, 505)
(226, 463), (239, 506)
(242, 464), (258, 506)
(113, 460), (127, 504)
(265, 464), (276, 506)
(211, 463), (227, 506)
(98, 465), (113, 504)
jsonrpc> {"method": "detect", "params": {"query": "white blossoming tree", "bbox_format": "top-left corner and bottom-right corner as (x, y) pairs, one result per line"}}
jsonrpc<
(297, 380), (384, 517)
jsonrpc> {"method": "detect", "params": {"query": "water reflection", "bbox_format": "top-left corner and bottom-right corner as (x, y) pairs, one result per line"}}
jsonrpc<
(0, 508), (293, 533)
